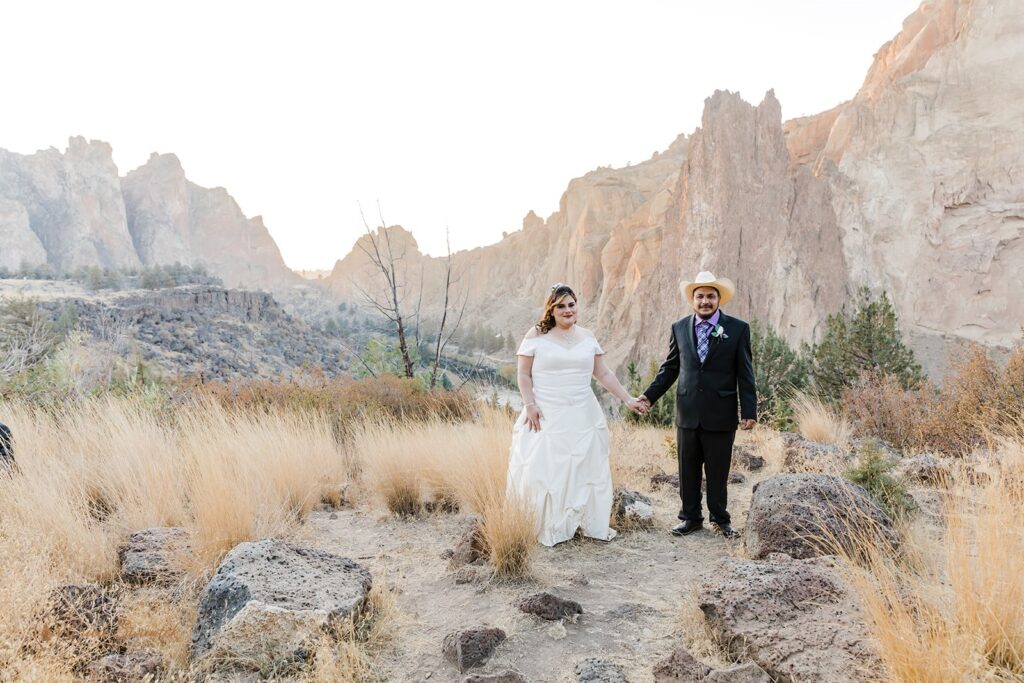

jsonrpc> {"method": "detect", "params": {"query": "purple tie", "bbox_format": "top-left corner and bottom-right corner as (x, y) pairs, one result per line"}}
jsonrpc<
(697, 321), (711, 363)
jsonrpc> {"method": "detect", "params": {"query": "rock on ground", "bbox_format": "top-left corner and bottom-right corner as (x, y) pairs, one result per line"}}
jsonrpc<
(897, 454), (951, 486)
(449, 516), (488, 570)
(575, 658), (630, 682)
(699, 554), (883, 682)
(190, 539), (371, 670)
(781, 433), (850, 473)
(732, 445), (765, 471)
(706, 662), (772, 682)
(118, 527), (190, 586)
(442, 627), (507, 672)
(612, 487), (655, 529)
(516, 592), (583, 621)
(41, 584), (119, 645)
(745, 473), (898, 560)
(652, 644), (711, 681)
(85, 651), (164, 682)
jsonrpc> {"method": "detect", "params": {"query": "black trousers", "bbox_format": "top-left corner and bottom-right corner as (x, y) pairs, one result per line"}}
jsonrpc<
(677, 426), (735, 525)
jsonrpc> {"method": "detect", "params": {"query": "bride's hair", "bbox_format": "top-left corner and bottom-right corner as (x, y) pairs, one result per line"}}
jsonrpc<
(536, 284), (577, 334)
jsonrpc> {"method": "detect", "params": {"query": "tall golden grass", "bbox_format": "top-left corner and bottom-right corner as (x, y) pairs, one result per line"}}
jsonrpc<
(836, 425), (1024, 681)
(791, 391), (852, 448)
(0, 397), (352, 678)
(350, 408), (537, 578)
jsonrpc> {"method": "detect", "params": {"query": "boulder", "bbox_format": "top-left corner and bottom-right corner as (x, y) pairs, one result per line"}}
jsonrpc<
(652, 644), (711, 681)
(118, 527), (190, 586)
(442, 627), (506, 672)
(190, 539), (372, 670)
(85, 651), (164, 682)
(515, 592), (583, 621)
(612, 487), (655, 529)
(897, 454), (951, 487)
(699, 554), (883, 682)
(575, 658), (629, 682)
(745, 474), (898, 560)
(781, 433), (849, 473)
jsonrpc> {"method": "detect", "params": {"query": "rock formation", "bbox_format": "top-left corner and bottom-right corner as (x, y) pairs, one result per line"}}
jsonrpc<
(0, 141), (298, 290)
(325, 0), (1024, 377)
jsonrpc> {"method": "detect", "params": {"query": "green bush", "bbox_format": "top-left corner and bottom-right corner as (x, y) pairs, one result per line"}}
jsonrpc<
(750, 319), (809, 428)
(812, 288), (924, 402)
(623, 359), (675, 426)
(843, 440), (915, 522)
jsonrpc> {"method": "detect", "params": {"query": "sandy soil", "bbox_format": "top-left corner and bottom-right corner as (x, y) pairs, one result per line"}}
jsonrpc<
(310, 461), (764, 682)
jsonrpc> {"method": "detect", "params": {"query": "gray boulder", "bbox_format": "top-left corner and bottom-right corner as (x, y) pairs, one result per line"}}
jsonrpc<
(745, 474), (898, 561)
(515, 592), (583, 621)
(781, 433), (850, 473)
(191, 539), (371, 670)
(442, 626), (506, 672)
(699, 554), (883, 682)
(576, 658), (629, 682)
(118, 527), (190, 586)
(612, 487), (655, 530)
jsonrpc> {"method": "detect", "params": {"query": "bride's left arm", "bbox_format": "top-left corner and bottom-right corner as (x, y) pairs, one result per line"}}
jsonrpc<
(592, 353), (635, 404)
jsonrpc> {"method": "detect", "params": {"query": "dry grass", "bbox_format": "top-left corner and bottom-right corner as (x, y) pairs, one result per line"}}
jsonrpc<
(351, 408), (536, 578)
(305, 579), (398, 682)
(0, 397), (353, 677)
(791, 391), (852, 448)
(836, 426), (1024, 681)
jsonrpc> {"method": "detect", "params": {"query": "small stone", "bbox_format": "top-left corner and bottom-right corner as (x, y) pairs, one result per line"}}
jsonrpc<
(611, 487), (655, 530)
(329, 512), (339, 520)
(118, 527), (190, 586)
(516, 592), (583, 621)
(449, 517), (487, 570)
(652, 644), (711, 682)
(728, 471), (746, 484)
(897, 454), (951, 486)
(86, 651), (164, 682)
(455, 566), (493, 585)
(732, 445), (765, 471)
(575, 658), (629, 682)
(442, 627), (506, 673)
(547, 620), (568, 640)
(650, 473), (679, 489)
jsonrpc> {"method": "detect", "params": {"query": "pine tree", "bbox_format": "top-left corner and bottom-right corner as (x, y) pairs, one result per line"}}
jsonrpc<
(812, 287), (924, 401)
(750, 319), (809, 427)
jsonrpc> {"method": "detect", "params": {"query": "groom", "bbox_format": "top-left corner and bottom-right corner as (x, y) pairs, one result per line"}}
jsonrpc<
(638, 271), (756, 538)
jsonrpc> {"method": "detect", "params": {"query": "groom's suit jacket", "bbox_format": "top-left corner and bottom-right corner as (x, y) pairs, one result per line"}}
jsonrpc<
(643, 312), (756, 431)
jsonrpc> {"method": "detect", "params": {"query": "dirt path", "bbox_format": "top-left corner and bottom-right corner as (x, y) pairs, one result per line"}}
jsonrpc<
(312, 472), (761, 682)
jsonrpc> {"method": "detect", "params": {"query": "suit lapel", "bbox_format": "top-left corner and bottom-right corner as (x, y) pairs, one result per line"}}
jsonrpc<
(703, 313), (729, 365)
(679, 315), (699, 364)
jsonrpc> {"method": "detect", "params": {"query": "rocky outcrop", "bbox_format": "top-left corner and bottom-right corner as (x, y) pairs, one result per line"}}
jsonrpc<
(191, 539), (372, 669)
(744, 474), (898, 561)
(0, 141), (298, 291)
(324, 0), (1024, 378)
(699, 554), (884, 682)
(0, 138), (138, 272)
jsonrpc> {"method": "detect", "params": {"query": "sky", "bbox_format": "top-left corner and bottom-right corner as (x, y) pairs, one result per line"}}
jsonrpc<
(1, 1), (919, 270)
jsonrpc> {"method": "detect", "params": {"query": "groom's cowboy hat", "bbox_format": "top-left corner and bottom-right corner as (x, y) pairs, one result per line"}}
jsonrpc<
(681, 271), (735, 306)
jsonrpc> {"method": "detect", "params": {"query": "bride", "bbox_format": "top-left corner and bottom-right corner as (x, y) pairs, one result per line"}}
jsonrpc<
(507, 283), (646, 546)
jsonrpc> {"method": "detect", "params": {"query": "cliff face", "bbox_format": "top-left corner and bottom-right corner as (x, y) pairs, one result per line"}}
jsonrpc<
(0, 144), (298, 290)
(326, 0), (1023, 375)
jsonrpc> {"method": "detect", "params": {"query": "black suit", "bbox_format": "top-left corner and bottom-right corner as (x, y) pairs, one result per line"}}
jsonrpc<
(642, 312), (756, 524)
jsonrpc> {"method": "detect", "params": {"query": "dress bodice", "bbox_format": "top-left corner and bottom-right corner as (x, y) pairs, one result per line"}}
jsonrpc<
(517, 333), (604, 408)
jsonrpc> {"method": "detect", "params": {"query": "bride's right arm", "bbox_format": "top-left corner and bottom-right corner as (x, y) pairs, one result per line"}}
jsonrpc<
(517, 329), (543, 431)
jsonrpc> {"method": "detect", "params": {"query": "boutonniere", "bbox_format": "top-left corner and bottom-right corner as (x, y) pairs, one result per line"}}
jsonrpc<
(711, 324), (728, 339)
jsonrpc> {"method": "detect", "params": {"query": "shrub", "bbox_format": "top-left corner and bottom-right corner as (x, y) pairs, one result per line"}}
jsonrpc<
(841, 372), (927, 453)
(750, 318), (809, 428)
(791, 391), (851, 448)
(623, 359), (675, 426)
(843, 441), (915, 522)
(812, 288), (924, 401)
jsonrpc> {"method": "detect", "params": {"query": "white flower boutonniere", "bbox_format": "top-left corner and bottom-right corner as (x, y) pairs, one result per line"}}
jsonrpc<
(711, 325), (728, 339)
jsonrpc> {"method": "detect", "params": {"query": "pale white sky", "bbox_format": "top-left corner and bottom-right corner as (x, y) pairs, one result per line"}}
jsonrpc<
(1, 1), (918, 270)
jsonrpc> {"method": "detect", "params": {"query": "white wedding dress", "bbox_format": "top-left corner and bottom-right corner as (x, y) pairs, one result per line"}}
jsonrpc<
(507, 332), (617, 547)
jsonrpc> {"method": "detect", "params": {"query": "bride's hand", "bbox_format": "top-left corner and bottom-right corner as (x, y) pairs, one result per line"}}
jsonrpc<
(626, 397), (648, 415)
(525, 403), (543, 431)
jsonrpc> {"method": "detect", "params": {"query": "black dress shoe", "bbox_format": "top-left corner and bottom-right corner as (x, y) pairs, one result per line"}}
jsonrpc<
(671, 520), (703, 536)
(712, 522), (740, 538)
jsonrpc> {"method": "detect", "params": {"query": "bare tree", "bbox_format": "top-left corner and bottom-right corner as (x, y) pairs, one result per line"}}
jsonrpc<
(351, 204), (415, 378)
(428, 229), (468, 388)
